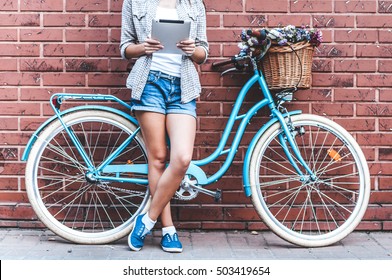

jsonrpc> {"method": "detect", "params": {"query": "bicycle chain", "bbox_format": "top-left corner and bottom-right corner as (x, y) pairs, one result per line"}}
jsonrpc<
(97, 182), (194, 201)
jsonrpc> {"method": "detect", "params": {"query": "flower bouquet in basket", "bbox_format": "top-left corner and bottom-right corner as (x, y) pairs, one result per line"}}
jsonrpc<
(238, 25), (323, 89)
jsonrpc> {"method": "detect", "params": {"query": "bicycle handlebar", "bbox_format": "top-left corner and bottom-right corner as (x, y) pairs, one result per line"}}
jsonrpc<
(212, 57), (237, 68)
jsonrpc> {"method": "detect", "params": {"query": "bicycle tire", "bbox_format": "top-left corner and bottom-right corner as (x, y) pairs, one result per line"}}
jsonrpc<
(25, 110), (150, 244)
(249, 114), (370, 247)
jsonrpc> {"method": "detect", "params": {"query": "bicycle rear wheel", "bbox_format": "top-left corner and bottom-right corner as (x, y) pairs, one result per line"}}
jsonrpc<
(249, 114), (370, 247)
(25, 110), (150, 244)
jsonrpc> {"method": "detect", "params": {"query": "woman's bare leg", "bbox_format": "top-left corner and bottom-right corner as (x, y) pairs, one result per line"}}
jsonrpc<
(148, 113), (196, 221)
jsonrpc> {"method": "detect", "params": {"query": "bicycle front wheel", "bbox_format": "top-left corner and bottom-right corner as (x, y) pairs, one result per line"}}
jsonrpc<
(25, 110), (150, 244)
(249, 114), (370, 247)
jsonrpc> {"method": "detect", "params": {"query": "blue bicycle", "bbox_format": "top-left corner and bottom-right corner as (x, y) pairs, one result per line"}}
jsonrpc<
(22, 53), (370, 247)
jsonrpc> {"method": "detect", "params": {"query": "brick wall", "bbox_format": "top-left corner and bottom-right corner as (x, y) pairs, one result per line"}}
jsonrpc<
(0, 0), (391, 231)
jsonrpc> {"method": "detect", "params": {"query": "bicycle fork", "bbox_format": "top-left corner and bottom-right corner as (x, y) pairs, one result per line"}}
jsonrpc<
(272, 108), (317, 182)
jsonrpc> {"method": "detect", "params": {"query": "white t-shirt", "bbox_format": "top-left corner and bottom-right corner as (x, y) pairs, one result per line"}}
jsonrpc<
(150, 6), (182, 77)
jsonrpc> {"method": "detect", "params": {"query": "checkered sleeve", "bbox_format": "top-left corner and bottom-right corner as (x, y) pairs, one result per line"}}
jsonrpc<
(195, 1), (209, 64)
(120, 0), (137, 60)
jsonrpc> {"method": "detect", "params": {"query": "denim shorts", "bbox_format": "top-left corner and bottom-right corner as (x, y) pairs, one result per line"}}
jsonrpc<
(130, 70), (197, 118)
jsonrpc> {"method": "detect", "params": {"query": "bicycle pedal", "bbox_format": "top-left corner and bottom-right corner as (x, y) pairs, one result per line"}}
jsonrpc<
(214, 189), (222, 202)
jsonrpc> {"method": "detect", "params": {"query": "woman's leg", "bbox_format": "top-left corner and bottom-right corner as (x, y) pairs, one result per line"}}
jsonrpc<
(134, 111), (173, 226)
(148, 113), (196, 221)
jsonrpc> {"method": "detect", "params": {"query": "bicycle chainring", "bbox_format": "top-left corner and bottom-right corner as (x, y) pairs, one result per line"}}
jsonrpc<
(175, 177), (199, 201)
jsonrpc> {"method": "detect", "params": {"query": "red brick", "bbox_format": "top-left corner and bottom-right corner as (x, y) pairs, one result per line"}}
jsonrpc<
(379, 119), (392, 132)
(334, 59), (377, 72)
(0, 177), (19, 190)
(21, 59), (63, 72)
(65, 59), (108, 72)
(88, 14), (121, 27)
(316, 44), (354, 58)
(313, 15), (355, 28)
(88, 44), (120, 57)
(42, 73), (86, 86)
(109, 58), (130, 72)
(379, 30), (392, 43)
(224, 208), (260, 221)
(357, 45), (392, 58)
(21, 28), (63, 42)
(179, 207), (223, 221)
(335, 29), (378, 43)
(66, 29), (109, 42)
(44, 44), (86, 57)
(312, 73), (354, 87)
(357, 133), (392, 146)
(0, 44), (39, 56)
(197, 101), (221, 116)
(207, 29), (240, 42)
(0, 29), (17, 41)
(268, 15), (311, 27)
(246, 0), (288, 12)
(335, 1), (377, 13)
(357, 103), (392, 116)
(290, 0), (332, 13)
(20, 117), (53, 130)
(378, 1), (392, 13)
(334, 88), (376, 102)
(223, 14), (267, 28)
(206, 15), (220, 27)
(357, 15), (392, 27)
(20, 87), (61, 101)
(0, 0), (17, 11)
(0, 73), (40, 86)
(110, 0), (123, 12)
(66, 0), (108, 12)
(0, 118), (18, 130)
(205, 0), (243, 12)
(0, 13), (40, 26)
(357, 74), (392, 87)
(21, 0), (64, 11)
(88, 73), (127, 87)
(0, 88), (18, 101)
(380, 60), (392, 73)
(44, 13), (86, 27)
(380, 89), (392, 101)
(0, 59), (17, 71)
(202, 222), (246, 230)
(200, 116), (227, 131)
(334, 118), (375, 131)
(199, 72), (221, 86)
(379, 177), (392, 190)
(312, 103), (354, 117)
(0, 103), (40, 116)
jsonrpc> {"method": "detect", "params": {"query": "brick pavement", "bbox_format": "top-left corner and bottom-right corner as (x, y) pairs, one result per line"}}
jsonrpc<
(0, 229), (391, 260)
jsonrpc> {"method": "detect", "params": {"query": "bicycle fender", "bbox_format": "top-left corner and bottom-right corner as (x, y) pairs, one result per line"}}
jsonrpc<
(21, 105), (139, 161)
(242, 110), (302, 197)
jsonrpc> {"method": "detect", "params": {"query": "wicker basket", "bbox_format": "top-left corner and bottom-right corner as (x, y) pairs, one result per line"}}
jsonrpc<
(259, 41), (314, 89)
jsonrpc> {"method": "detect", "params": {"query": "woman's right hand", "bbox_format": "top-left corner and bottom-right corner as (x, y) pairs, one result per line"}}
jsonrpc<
(142, 38), (164, 56)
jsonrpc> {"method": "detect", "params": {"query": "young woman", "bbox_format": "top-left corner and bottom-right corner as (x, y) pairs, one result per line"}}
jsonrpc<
(120, 0), (209, 252)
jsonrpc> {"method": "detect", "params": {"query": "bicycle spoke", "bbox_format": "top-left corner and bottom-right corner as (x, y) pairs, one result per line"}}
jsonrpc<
(26, 111), (149, 242)
(252, 115), (369, 246)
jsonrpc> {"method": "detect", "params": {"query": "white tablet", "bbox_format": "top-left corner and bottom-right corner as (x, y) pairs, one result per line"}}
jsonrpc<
(151, 19), (191, 55)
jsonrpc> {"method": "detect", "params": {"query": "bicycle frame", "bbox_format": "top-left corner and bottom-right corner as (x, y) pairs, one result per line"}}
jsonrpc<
(22, 65), (315, 197)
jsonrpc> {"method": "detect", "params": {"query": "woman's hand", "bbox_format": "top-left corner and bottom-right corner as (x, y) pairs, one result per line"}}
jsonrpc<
(142, 38), (164, 56)
(177, 39), (196, 56)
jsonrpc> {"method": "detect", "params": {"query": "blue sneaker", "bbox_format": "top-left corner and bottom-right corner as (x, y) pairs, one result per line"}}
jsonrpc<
(128, 214), (148, 251)
(160, 233), (183, 253)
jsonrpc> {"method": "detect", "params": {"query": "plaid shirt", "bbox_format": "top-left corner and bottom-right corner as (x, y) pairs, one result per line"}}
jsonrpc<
(120, 0), (209, 103)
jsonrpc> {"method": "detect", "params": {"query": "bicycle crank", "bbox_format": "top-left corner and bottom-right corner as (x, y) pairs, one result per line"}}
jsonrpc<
(176, 176), (222, 202)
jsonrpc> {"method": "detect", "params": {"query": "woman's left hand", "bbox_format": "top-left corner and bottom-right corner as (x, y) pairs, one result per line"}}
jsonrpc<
(177, 39), (196, 56)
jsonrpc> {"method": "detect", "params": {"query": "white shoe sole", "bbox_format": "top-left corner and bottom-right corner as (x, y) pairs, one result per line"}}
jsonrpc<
(161, 246), (183, 253)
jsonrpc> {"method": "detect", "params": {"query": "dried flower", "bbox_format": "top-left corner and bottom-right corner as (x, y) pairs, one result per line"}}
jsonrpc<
(238, 25), (323, 57)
